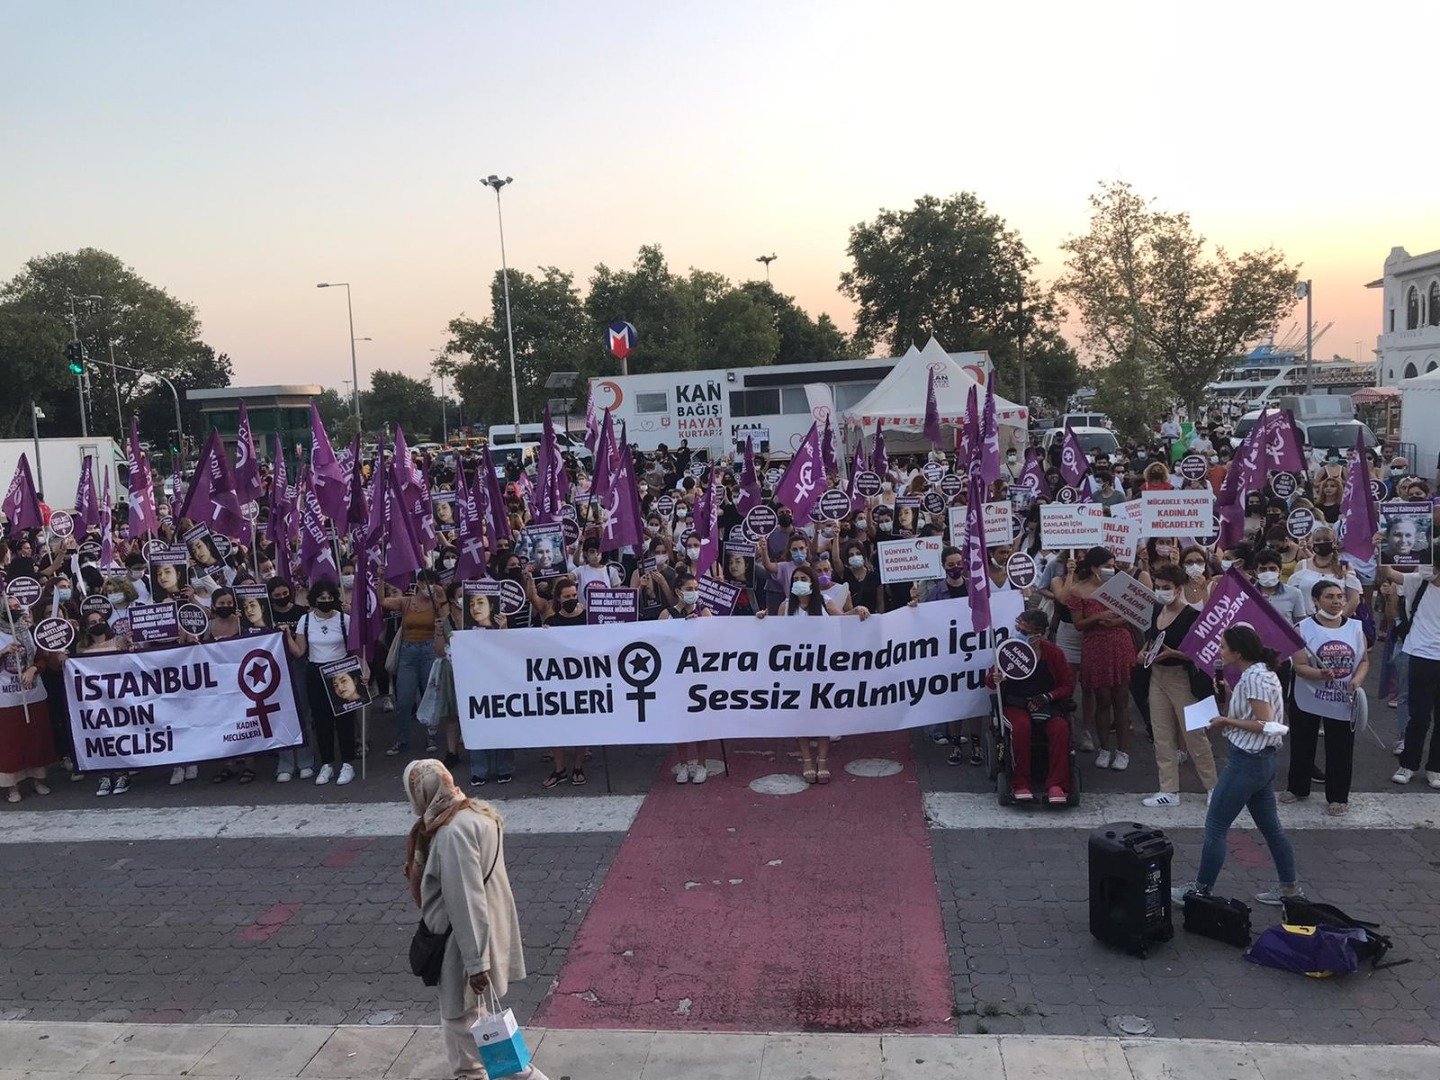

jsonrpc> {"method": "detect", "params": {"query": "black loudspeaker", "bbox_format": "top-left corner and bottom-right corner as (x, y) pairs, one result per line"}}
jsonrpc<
(1088, 821), (1174, 957)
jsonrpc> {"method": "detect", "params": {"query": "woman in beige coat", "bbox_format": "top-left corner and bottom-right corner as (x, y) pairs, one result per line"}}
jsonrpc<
(403, 760), (550, 1080)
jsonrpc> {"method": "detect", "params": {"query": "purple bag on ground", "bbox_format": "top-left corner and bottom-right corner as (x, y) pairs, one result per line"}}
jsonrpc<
(1245, 924), (1366, 977)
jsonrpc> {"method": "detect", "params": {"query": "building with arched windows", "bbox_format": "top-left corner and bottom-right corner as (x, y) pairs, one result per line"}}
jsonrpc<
(1373, 245), (1440, 386)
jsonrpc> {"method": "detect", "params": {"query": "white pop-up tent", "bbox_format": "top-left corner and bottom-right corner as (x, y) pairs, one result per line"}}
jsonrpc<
(841, 338), (1028, 452)
(1399, 368), (1440, 477)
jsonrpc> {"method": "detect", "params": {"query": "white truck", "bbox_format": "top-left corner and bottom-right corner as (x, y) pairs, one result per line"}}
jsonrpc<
(0, 437), (126, 513)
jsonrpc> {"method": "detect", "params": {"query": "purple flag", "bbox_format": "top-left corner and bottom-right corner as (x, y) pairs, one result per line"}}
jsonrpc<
(923, 367), (943, 447)
(963, 457), (992, 633)
(234, 402), (264, 506)
(346, 522), (382, 656)
(1221, 409), (1270, 510)
(980, 383), (1002, 485)
(694, 463), (721, 579)
(870, 419), (888, 478)
(1018, 448), (1051, 501)
(298, 476), (339, 585)
(126, 417), (158, 538)
(1059, 424), (1090, 489)
(383, 470), (425, 586)
(1178, 566), (1306, 675)
(820, 412), (839, 481)
(847, 440), (868, 512)
(73, 455), (98, 533)
(309, 405), (347, 524)
(737, 435), (762, 516)
(344, 436), (369, 537)
(99, 468), (115, 568)
(590, 410), (642, 552)
(1339, 426), (1379, 562)
(774, 422), (824, 521)
(584, 388), (600, 453)
(1261, 409), (1307, 474)
(453, 465), (488, 581)
(480, 444), (512, 543)
(392, 427), (436, 554)
(179, 429), (247, 541)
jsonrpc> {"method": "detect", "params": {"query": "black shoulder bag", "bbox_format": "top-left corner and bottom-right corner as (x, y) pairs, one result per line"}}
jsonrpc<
(409, 821), (503, 986)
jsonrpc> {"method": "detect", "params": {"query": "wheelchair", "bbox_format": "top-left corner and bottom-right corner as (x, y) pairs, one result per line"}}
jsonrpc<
(982, 695), (1082, 808)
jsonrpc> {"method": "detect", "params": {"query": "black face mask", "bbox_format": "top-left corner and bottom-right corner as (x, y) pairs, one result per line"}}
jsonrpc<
(315, 598), (340, 612)
(213, 606), (236, 618)
(1312, 543), (1334, 557)
(271, 595), (291, 607)
(777, 514), (793, 527)
(560, 598), (579, 614)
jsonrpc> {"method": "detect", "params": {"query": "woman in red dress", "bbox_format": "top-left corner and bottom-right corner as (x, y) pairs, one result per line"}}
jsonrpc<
(1057, 546), (1134, 772)
(1, 614), (57, 803)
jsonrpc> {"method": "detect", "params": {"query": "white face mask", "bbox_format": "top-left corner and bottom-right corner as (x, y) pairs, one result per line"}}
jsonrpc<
(340, 574), (355, 588)
(1098, 567), (1116, 580)
(1257, 571), (1280, 588)
(847, 555), (865, 568)
(106, 591), (127, 605)
(1220, 559), (1235, 571)
(680, 589), (699, 605)
(675, 507), (688, 518)
(855, 517), (867, 529)
(791, 580), (812, 598)
(1184, 563), (1206, 579)
(686, 547), (701, 561)
(1154, 589), (1176, 605)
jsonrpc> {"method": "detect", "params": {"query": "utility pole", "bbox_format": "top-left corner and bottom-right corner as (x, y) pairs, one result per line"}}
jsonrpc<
(756, 254), (777, 282)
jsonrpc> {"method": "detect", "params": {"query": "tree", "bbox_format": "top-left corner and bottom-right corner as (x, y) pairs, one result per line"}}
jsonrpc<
(738, 281), (862, 363)
(364, 370), (438, 439)
(1007, 326), (1082, 417)
(1056, 181), (1298, 415)
(0, 248), (226, 440)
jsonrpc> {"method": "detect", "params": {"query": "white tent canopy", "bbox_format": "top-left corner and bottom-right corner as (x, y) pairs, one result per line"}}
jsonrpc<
(1399, 368), (1440, 476)
(841, 339), (1028, 441)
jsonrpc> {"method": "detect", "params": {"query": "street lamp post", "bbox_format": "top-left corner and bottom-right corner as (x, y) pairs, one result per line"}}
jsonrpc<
(756, 254), (777, 282)
(480, 175), (522, 435)
(1296, 280), (1314, 393)
(317, 282), (362, 423)
(430, 348), (449, 443)
(31, 404), (45, 497)
(66, 291), (102, 437)
(99, 356), (184, 453)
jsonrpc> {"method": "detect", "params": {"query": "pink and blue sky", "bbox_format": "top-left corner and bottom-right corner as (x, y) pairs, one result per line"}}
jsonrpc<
(3, 1), (1433, 391)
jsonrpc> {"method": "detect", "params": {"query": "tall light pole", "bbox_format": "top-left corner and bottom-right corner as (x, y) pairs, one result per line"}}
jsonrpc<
(430, 348), (449, 443)
(756, 253), (777, 282)
(31, 405), (45, 497)
(480, 175), (522, 434)
(317, 282), (361, 423)
(98, 355), (184, 453)
(66, 291), (102, 437)
(1296, 280), (1314, 393)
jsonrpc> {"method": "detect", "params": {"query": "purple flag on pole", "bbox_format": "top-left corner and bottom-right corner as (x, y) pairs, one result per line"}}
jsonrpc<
(1059, 424), (1090, 489)
(73, 455), (98, 533)
(344, 436), (369, 537)
(774, 422), (824, 521)
(346, 521), (382, 656)
(964, 457), (992, 633)
(1178, 566), (1306, 675)
(179, 429), (247, 541)
(737, 435), (762, 516)
(1261, 409), (1307, 474)
(453, 465), (488, 580)
(956, 385), (978, 471)
(1339, 426), (1380, 562)
(126, 417), (158, 538)
(923, 367), (943, 447)
(479, 444), (512, 543)
(584, 388), (600, 453)
(3, 454), (43, 531)
(392, 427), (436, 554)
(99, 468), (115, 568)
(616, 439), (645, 552)
(309, 405), (347, 524)
(266, 436), (292, 548)
(298, 479), (339, 585)
(694, 463), (721, 579)
(234, 402), (264, 506)
(980, 383), (1002, 485)
(870, 419), (888, 478)
(1018, 448), (1051, 501)
(590, 410), (642, 551)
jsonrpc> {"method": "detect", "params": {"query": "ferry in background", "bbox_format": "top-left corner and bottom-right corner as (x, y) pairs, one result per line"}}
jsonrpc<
(1205, 344), (1375, 418)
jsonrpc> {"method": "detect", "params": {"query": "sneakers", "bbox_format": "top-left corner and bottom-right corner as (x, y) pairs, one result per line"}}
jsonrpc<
(496, 774), (513, 785)
(112, 774), (129, 795)
(1047, 786), (1067, 805)
(1095, 749), (1113, 769)
(276, 771), (293, 784)
(1171, 881), (1209, 904)
(1277, 790), (1303, 804)
(1392, 767), (1415, 785)
(384, 741), (405, 757)
(185, 764), (198, 781)
(471, 775), (487, 787)
(947, 747), (964, 766)
(96, 776), (113, 797)
(337, 764), (355, 786)
(675, 764), (690, 784)
(1142, 792), (1180, 807)
(299, 767), (314, 780)
(1078, 730), (1096, 752)
(1256, 884), (1305, 907)
(688, 762), (708, 784)
(1428, 772), (1440, 790)
(1012, 786), (1034, 802)
(1110, 751), (1130, 771)
(169, 767), (186, 786)
(1392, 739), (1405, 756)
(315, 764), (335, 785)
(380, 695), (395, 713)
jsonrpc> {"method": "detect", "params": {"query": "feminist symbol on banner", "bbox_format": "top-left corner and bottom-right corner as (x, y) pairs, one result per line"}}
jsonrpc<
(745, 505), (778, 538)
(214, 534), (234, 560)
(654, 495), (676, 519)
(1368, 479), (1385, 503)
(853, 471), (883, 497)
(995, 639), (1038, 681)
(236, 648), (283, 738)
(1197, 513), (1222, 548)
(562, 518), (580, 546)
(80, 594), (113, 621)
(1056, 486), (1079, 505)
(1287, 508), (1315, 540)
(1178, 454), (1209, 482)
(1270, 472), (1298, 499)
(143, 539), (168, 561)
(616, 641), (662, 724)
(764, 467), (783, 489)
(1006, 551), (1038, 590)
(244, 501), (261, 522)
(5, 576), (42, 608)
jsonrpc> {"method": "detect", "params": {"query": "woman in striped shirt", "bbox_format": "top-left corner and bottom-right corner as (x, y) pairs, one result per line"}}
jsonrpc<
(1173, 626), (1304, 907)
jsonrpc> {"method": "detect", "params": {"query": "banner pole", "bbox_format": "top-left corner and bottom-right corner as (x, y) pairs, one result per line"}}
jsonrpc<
(6, 606), (33, 725)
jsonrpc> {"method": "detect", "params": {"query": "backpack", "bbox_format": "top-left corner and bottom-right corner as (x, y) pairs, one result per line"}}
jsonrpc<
(1278, 897), (1406, 970)
(1246, 924), (1368, 977)
(1393, 579), (1429, 645)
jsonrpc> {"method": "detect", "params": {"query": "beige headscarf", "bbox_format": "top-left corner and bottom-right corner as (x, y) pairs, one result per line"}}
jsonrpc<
(401, 759), (502, 905)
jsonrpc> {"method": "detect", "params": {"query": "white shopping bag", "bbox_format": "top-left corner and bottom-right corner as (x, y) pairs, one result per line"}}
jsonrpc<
(471, 1003), (532, 1078)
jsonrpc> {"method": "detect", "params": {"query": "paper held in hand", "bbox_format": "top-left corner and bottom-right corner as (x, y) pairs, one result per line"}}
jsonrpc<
(1184, 696), (1221, 731)
(1092, 572), (1157, 630)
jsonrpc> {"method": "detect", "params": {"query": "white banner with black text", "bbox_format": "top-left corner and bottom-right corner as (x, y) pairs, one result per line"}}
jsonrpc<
(64, 633), (303, 771)
(452, 594), (1023, 748)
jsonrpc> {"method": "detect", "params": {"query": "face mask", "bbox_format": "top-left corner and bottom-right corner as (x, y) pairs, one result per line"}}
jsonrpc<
(272, 595), (292, 607)
(106, 591), (126, 605)
(1154, 589), (1176, 605)
(880, 482), (894, 493)
(847, 555), (865, 569)
(315, 598), (339, 612)
(340, 574), (355, 588)
(777, 514), (793, 527)
(1184, 564), (1205, 579)
(214, 605), (236, 618)
(1312, 542), (1334, 557)
(1257, 571), (1280, 588)
(261, 569), (276, 580)
(1007, 453), (1017, 463)
(129, 568), (145, 581)
(1391, 467), (1405, 476)
(638, 485), (648, 495)
(1099, 567), (1116, 580)
(1220, 559), (1234, 571)
(441, 558), (457, 570)
(817, 572), (833, 588)
(878, 521), (894, 533)
(791, 550), (806, 563)
(57, 588), (73, 602)
(680, 589), (699, 606)
(855, 517), (867, 529)
(88, 624), (109, 639)
(945, 566), (964, 581)
(560, 598), (579, 613)
(790, 580), (812, 598)
(676, 508), (688, 519)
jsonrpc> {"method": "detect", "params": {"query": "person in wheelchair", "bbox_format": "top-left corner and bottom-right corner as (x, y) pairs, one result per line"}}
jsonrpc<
(999, 607), (1077, 804)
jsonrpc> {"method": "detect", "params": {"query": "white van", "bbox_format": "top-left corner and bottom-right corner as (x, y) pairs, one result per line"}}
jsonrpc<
(1040, 426), (1120, 462)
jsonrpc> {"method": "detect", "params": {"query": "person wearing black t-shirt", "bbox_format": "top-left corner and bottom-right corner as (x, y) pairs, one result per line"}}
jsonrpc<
(268, 577), (315, 783)
(542, 576), (588, 790)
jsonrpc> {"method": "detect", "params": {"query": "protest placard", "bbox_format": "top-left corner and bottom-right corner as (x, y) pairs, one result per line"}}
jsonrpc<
(878, 537), (944, 584)
(1040, 504), (1104, 548)
(1093, 572), (1157, 629)
(586, 587), (640, 625)
(1142, 490), (1216, 537)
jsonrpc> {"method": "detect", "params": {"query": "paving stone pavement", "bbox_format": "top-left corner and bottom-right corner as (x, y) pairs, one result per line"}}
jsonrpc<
(0, 834), (621, 1027)
(932, 827), (1440, 1044)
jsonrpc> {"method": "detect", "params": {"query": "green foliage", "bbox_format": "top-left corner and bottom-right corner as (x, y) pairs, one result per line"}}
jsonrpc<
(738, 281), (861, 363)
(0, 248), (227, 439)
(363, 369), (439, 440)
(1056, 181), (1299, 413)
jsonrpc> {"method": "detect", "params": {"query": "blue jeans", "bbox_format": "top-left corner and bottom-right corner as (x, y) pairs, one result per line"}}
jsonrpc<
(393, 641), (436, 750)
(468, 748), (516, 781)
(275, 656), (316, 775)
(1197, 744), (1297, 890)
(1394, 648), (1411, 744)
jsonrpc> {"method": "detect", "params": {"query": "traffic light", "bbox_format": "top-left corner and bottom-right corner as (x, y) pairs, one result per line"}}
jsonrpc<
(65, 341), (84, 374)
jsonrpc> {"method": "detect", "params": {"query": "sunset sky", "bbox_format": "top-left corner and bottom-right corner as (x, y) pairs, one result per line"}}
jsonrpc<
(4, 1), (1434, 393)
